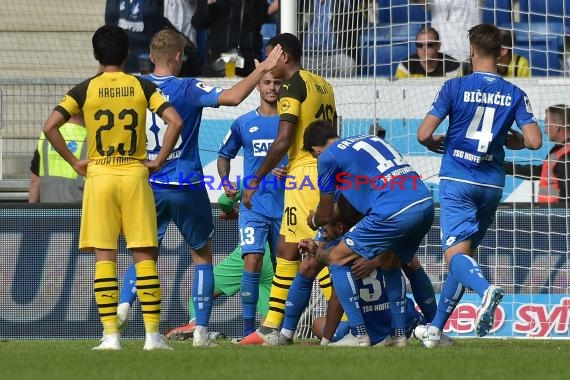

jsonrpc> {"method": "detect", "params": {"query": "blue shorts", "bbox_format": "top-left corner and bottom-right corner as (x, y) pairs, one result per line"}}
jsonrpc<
(332, 298), (425, 344)
(154, 187), (214, 250)
(343, 199), (434, 263)
(239, 209), (281, 257)
(439, 179), (502, 251)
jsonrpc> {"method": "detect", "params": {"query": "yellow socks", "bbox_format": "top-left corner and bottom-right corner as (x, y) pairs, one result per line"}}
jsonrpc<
(135, 260), (162, 334)
(263, 257), (299, 329)
(94, 260), (118, 335)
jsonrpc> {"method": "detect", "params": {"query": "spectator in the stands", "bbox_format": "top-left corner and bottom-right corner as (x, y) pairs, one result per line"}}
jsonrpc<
(395, 26), (462, 78)
(302, 0), (366, 78)
(106, 0), (201, 76)
(191, 0), (269, 77)
(413, 0), (481, 63)
(505, 104), (570, 203)
(497, 28), (531, 78)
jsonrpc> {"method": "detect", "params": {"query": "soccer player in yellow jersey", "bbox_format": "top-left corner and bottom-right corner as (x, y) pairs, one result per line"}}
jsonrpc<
(241, 33), (337, 344)
(42, 25), (183, 351)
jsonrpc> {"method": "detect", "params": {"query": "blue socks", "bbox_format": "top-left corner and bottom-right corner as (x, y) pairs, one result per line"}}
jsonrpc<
(382, 268), (407, 337)
(282, 273), (314, 332)
(329, 264), (367, 335)
(431, 272), (465, 330)
(193, 264), (214, 327)
(241, 270), (260, 336)
(449, 254), (489, 297)
(119, 264), (137, 305)
(407, 266), (437, 322)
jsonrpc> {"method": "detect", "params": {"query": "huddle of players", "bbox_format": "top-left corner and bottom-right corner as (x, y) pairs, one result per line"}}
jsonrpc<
(43, 22), (542, 349)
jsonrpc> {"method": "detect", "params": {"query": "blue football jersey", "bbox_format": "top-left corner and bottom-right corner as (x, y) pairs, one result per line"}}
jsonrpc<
(355, 269), (420, 345)
(429, 72), (536, 187)
(142, 74), (222, 186)
(218, 109), (286, 219)
(318, 135), (431, 218)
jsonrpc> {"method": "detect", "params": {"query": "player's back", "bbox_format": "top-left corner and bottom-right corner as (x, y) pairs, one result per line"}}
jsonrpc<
(433, 72), (535, 187)
(62, 72), (167, 170)
(320, 135), (430, 217)
(142, 75), (221, 185)
(278, 70), (336, 170)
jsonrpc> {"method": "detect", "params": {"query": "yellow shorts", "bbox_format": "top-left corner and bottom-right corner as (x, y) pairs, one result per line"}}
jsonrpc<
(80, 164), (158, 250)
(280, 164), (320, 243)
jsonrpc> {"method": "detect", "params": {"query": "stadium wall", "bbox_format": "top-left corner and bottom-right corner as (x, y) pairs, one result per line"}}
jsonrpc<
(1, 205), (568, 339)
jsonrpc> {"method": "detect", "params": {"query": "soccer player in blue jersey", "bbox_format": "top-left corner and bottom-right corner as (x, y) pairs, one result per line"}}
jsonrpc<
(303, 120), (435, 347)
(301, 197), (427, 346)
(414, 23), (542, 348)
(217, 71), (287, 339)
(116, 29), (282, 347)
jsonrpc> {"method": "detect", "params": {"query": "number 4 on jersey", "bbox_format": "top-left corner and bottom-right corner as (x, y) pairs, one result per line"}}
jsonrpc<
(466, 106), (495, 153)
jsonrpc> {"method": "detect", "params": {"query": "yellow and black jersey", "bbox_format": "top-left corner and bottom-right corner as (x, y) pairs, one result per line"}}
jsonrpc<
(395, 53), (462, 79)
(277, 70), (337, 170)
(55, 72), (170, 165)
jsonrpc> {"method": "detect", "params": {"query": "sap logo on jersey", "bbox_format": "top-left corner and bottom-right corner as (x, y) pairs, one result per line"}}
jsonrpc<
(253, 139), (274, 156)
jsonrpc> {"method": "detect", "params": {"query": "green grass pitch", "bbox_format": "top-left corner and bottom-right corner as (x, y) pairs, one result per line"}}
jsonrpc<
(0, 339), (568, 380)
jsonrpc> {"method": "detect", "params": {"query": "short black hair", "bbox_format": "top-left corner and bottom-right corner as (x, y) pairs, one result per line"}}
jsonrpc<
(302, 120), (338, 152)
(92, 25), (129, 66)
(417, 26), (440, 42)
(468, 23), (502, 58)
(267, 33), (302, 62)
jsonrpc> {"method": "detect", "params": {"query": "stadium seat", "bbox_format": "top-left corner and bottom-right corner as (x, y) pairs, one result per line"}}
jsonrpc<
(519, 0), (570, 32)
(377, 0), (429, 24)
(361, 43), (412, 78)
(482, 0), (513, 29)
(513, 22), (563, 76)
(261, 23), (277, 59)
(361, 23), (423, 46)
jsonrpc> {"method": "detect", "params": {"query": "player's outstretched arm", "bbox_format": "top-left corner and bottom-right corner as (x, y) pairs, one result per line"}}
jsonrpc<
(520, 122), (542, 150)
(146, 106), (183, 171)
(418, 114), (445, 154)
(217, 44), (283, 106)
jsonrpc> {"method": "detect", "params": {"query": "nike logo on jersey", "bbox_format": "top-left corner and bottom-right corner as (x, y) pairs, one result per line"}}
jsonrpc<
(249, 126), (259, 133)
(253, 139), (274, 156)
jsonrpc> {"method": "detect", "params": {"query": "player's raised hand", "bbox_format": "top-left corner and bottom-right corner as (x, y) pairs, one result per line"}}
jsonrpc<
(72, 159), (91, 177)
(254, 44), (282, 73)
(425, 134), (445, 154)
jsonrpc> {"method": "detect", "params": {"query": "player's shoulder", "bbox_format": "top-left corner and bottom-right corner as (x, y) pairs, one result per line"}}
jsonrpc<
(234, 109), (259, 128)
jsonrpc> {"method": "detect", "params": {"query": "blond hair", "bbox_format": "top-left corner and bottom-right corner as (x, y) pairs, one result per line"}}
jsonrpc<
(150, 29), (187, 64)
